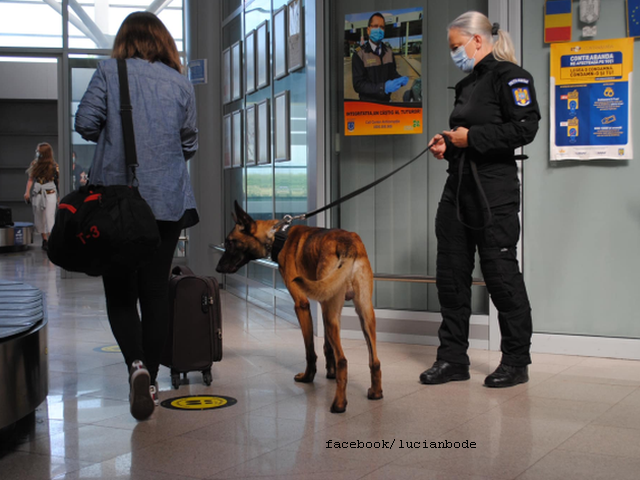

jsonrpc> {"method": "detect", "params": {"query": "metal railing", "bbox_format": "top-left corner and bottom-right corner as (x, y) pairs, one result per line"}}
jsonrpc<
(210, 244), (486, 286)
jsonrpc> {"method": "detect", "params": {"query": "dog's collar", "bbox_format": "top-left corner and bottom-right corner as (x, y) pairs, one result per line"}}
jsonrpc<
(270, 223), (291, 263)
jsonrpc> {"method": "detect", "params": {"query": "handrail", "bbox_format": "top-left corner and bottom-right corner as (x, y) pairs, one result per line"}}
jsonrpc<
(209, 244), (486, 286)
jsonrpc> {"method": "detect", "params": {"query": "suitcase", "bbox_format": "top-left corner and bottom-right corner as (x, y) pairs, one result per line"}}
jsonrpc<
(0, 206), (13, 227)
(162, 265), (222, 389)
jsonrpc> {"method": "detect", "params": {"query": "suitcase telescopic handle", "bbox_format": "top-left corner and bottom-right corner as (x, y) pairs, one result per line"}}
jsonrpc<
(172, 265), (195, 276)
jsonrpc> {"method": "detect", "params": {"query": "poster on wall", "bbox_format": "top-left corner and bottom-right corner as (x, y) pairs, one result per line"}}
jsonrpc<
(256, 21), (270, 89)
(232, 110), (243, 168)
(273, 6), (288, 80)
(223, 114), (232, 168)
(257, 98), (270, 165)
(274, 90), (290, 162)
(550, 38), (634, 160)
(343, 8), (423, 136)
(245, 104), (257, 166)
(245, 30), (256, 94)
(231, 41), (243, 101)
(287, 0), (304, 72)
(222, 48), (231, 104)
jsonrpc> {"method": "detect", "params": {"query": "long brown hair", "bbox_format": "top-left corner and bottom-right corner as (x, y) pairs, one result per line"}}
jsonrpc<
(111, 12), (182, 73)
(27, 143), (57, 180)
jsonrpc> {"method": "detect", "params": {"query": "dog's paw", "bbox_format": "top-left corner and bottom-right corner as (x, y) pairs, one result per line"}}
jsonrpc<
(326, 370), (336, 380)
(294, 370), (316, 383)
(330, 400), (347, 414)
(367, 388), (383, 400)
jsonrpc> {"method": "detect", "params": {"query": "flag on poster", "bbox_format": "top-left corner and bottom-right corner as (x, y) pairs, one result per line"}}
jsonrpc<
(545, 0), (572, 43)
(627, 0), (640, 37)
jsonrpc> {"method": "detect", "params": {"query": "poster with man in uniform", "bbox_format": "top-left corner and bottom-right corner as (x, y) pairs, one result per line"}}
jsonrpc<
(344, 8), (423, 136)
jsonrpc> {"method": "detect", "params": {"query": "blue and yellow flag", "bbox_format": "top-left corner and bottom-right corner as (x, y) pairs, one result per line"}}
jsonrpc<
(628, 0), (640, 37)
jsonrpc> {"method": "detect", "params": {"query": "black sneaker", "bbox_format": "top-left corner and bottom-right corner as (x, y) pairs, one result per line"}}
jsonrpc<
(419, 360), (470, 385)
(129, 360), (154, 420)
(42, 239), (48, 251)
(484, 364), (529, 388)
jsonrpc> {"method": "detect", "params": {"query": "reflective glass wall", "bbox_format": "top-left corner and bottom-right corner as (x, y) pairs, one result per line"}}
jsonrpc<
(222, 0), (310, 317)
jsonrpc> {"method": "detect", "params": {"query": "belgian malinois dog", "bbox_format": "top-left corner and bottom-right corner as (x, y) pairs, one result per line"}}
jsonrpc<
(216, 201), (382, 413)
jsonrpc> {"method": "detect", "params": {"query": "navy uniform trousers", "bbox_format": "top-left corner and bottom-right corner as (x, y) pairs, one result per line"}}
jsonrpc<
(435, 163), (532, 367)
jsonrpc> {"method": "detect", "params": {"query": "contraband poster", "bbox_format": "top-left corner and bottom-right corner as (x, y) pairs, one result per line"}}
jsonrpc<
(344, 8), (423, 136)
(550, 38), (633, 160)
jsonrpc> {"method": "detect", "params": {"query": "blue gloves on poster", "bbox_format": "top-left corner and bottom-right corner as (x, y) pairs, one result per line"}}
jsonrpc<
(384, 76), (409, 94)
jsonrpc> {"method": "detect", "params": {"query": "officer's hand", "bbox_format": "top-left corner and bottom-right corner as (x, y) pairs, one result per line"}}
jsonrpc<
(430, 134), (446, 160)
(398, 76), (409, 87)
(442, 127), (469, 148)
(385, 79), (400, 94)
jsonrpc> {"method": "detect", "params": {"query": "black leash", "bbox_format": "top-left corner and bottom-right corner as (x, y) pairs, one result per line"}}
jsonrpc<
(455, 157), (493, 230)
(288, 141), (435, 223)
(274, 136), (521, 232)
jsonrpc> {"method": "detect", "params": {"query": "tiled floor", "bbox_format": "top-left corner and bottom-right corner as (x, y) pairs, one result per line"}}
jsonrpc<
(2, 247), (640, 479)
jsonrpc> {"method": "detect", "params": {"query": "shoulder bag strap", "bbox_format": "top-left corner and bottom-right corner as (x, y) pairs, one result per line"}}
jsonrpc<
(116, 59), (138, 185)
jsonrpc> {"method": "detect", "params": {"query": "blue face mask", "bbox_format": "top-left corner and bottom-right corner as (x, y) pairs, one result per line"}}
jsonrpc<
(450, 36), (477, 73)
(369, 27), (384, 44)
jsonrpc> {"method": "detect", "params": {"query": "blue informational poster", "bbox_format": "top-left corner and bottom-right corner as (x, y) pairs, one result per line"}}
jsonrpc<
(188, 59), (207, 85)
(550, 38), (633, 160)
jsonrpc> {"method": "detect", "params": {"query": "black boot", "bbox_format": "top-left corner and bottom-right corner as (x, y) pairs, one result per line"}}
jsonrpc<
(42, 239), (48, 251)
(484, 364), (528, 388)
(419, 360), (470, 385)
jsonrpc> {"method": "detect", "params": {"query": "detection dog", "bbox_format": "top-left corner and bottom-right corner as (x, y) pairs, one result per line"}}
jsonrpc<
(216, 201), (382, 413)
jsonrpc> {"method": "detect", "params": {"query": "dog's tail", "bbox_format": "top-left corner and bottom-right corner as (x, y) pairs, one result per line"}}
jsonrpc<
(293, 256), (356, 302)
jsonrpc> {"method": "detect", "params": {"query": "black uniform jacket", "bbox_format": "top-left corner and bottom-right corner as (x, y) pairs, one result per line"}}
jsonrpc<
(352, 41), (401, 103)
(444, 53), (541, 172)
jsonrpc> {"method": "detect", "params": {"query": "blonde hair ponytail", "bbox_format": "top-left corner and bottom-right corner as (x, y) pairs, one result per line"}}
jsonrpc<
(448, 11), (518, 64)
(492, 28), (517, 64)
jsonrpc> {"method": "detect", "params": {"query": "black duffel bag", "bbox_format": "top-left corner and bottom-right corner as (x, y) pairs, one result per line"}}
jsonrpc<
(47, 58), (159, 276)
(47, 184), (159, 276)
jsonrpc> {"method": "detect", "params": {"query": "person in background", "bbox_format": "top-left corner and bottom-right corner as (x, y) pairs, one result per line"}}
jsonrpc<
(71, 151), (88, 189)
(420, 11), (540, 389)
(352, 12), (409, 102)
(75, 11), (199, 421)
(24, 143), (58, 251)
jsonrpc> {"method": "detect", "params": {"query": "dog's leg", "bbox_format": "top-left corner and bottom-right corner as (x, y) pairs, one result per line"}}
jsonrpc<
(287, 285), (317, 383)
(322, 294), (348, 413)
(324, 338), (336, 379)
(353, 264), (383, 401)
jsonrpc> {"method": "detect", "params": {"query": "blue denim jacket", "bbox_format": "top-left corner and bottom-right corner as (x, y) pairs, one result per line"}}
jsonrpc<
(75, 58), (199, 226)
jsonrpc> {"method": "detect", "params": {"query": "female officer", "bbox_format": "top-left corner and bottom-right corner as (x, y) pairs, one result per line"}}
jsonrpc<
(420, 11), (540, 388)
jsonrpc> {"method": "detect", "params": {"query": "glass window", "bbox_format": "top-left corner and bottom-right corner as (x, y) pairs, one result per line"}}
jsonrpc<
(0, 1), (184, 51)
(0, 0), (63, 48)
(68, 0), (184, 50)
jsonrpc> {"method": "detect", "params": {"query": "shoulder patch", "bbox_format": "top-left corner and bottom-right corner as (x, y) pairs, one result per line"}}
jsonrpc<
(512, 86), (531, 107)
(508, 77), (530, 86)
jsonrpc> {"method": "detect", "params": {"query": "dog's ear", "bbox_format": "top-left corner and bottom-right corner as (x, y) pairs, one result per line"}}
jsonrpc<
(234, 200), (257, 234)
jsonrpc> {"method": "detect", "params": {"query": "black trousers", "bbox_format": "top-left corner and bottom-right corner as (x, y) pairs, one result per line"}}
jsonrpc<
(435, 164), (532, 367)
(102, 219), (183, 383)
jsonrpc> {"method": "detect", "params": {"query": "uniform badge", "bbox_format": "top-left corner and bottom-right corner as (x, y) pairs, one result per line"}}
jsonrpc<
(512, 87), (531, 107)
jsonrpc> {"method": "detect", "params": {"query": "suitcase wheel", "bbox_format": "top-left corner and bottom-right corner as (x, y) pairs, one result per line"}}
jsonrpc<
(202, 369), (212, 386)
(171, 372), (181, 389)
